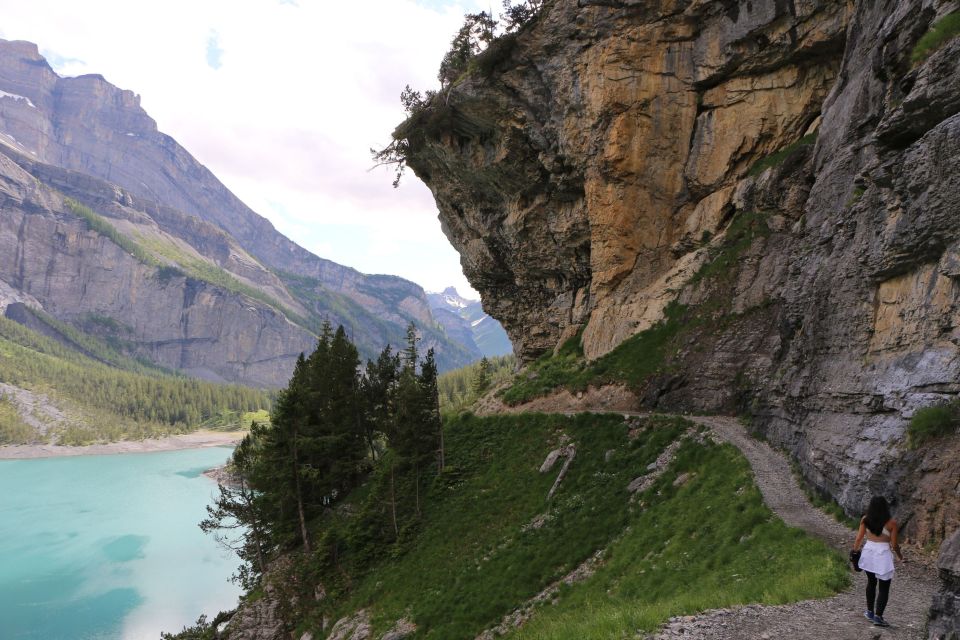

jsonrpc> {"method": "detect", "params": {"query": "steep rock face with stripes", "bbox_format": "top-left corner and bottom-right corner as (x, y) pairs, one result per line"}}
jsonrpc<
(398, 0), (960, 552)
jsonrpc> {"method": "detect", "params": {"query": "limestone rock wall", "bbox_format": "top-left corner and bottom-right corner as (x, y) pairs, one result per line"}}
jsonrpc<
(405, 0), (848, 361)
(401, 0), (960, 545)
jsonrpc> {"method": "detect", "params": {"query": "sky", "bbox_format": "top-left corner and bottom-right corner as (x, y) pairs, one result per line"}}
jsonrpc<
(0, 0), (490, 296)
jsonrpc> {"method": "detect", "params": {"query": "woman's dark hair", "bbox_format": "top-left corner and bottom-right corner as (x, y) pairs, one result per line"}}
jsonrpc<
(865, 496), (892, 536)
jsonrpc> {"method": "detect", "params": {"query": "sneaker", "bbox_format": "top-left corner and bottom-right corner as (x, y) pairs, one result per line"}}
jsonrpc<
(864, 611), (876, 622)
(873, 616), (890, 627)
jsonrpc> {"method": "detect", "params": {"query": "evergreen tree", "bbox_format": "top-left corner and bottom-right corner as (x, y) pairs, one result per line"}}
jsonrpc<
(256, 352), (314, 552)
(419, 348), (444, 472)
(200, 428), (271, 590)
(472, 356), (492, 398)
(199, 322), (445, 582)
(361, 345), (401, 460)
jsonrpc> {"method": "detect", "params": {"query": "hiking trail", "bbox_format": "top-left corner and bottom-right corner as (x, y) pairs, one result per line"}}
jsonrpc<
(560, 410), (940, 639)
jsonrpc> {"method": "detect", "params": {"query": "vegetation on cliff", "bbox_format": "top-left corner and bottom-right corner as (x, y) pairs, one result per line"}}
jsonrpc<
(911, 11), (960, 64)
(908, 399), (960, 448)
(373, 1), (545, 187)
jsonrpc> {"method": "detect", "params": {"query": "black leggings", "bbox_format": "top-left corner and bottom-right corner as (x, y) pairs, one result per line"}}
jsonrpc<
(865, 571), (891, 616)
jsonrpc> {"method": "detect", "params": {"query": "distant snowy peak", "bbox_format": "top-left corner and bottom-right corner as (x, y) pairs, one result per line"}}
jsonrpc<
(427, 286), (513, 359)
(430, 286), (472, 310)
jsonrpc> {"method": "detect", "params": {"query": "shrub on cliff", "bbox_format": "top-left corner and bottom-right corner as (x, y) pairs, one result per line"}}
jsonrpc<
(373, 2), (547, 187)
(908, 399), (960, 448)
(911, 11), (960, 65)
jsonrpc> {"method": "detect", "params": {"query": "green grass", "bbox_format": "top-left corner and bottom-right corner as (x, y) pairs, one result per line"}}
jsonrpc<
(911, 12), (960, 64)
(908, 400), (960, 448)
(290, 413), (846, 639)
(136, 235), (314, 330)
(500, 211), (771, 405)
(747, 133), (817, 177)
(67, 199), (317, 335)
(23, 306), (173, 376)
(501, 332), (590, 404)
(845, 186), (866, 208)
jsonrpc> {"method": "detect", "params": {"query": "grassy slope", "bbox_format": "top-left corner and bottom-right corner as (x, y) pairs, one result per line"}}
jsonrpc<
(305, 413), (846, 639)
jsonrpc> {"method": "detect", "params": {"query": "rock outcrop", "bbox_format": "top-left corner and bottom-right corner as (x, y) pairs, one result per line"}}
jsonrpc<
(929, 528), (960, 639)
(398, 0), (960, 546)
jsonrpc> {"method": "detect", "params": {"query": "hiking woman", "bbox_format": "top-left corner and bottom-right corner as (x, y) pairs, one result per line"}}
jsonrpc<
(853, 495), (904, 627)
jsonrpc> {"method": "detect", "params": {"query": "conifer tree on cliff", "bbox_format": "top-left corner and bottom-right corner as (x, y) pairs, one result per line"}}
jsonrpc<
(201, 322), (444, 575)
(200, 428), (270, 589)
(260, 350), (314, 552)
(389, 325), (442, 516)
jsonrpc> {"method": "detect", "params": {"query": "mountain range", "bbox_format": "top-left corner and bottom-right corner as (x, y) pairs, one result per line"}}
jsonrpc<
(0, 38), (503, 388)
(426, 286), (512, 359)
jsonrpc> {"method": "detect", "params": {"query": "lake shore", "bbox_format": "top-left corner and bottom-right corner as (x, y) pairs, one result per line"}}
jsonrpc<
(0, 429), (246, 459)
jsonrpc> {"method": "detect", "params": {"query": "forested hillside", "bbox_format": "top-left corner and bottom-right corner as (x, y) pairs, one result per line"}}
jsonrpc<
(0, 313), (271, 445)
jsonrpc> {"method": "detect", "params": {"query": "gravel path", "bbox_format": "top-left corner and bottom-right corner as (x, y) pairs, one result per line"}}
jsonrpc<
(644, 415), (939, 640)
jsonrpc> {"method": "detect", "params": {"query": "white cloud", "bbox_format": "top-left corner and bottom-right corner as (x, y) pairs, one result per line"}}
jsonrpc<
(0, 0), (488, 296)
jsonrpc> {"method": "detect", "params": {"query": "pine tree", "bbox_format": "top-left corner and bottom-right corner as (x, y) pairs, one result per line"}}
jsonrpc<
(472, 356), (492, 398)
(361, 345), (400, 460)
(419, 349), (444, 472)
(200, 428), (271, 589)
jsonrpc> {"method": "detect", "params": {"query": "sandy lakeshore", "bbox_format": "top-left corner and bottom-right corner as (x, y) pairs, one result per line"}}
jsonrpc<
(0, 430), (246, 459)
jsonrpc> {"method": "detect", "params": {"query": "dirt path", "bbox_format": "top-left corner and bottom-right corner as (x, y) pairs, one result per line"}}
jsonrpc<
(556, 410), (938, 639)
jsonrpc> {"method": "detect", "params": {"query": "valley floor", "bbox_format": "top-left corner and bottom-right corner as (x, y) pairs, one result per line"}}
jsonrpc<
(0, 429), (245, 459)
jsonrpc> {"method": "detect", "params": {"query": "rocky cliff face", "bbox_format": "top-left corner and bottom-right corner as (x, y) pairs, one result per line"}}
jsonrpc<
(0, 147), (315, 385)
(399, 0), (960, 550)
(930, 529), (960, 639)
(0, 40), (482, 383)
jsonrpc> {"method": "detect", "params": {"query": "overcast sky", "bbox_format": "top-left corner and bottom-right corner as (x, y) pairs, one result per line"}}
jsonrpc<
(0, 0), (489, 296)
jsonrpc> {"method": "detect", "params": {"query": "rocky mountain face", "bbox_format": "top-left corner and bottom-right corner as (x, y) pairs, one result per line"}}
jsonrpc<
(0, 40), (480, 386)
(426, 286), (513, 358)
(399, 0), (960, 591)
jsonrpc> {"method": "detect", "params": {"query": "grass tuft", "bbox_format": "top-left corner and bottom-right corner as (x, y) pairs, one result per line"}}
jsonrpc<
(908, 400), (960, 448)
(911, 12), (960, 65)
(748, 133), (817, 177)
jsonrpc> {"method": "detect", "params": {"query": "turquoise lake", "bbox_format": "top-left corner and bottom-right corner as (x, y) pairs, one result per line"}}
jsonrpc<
(0, 447), (243, 639)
